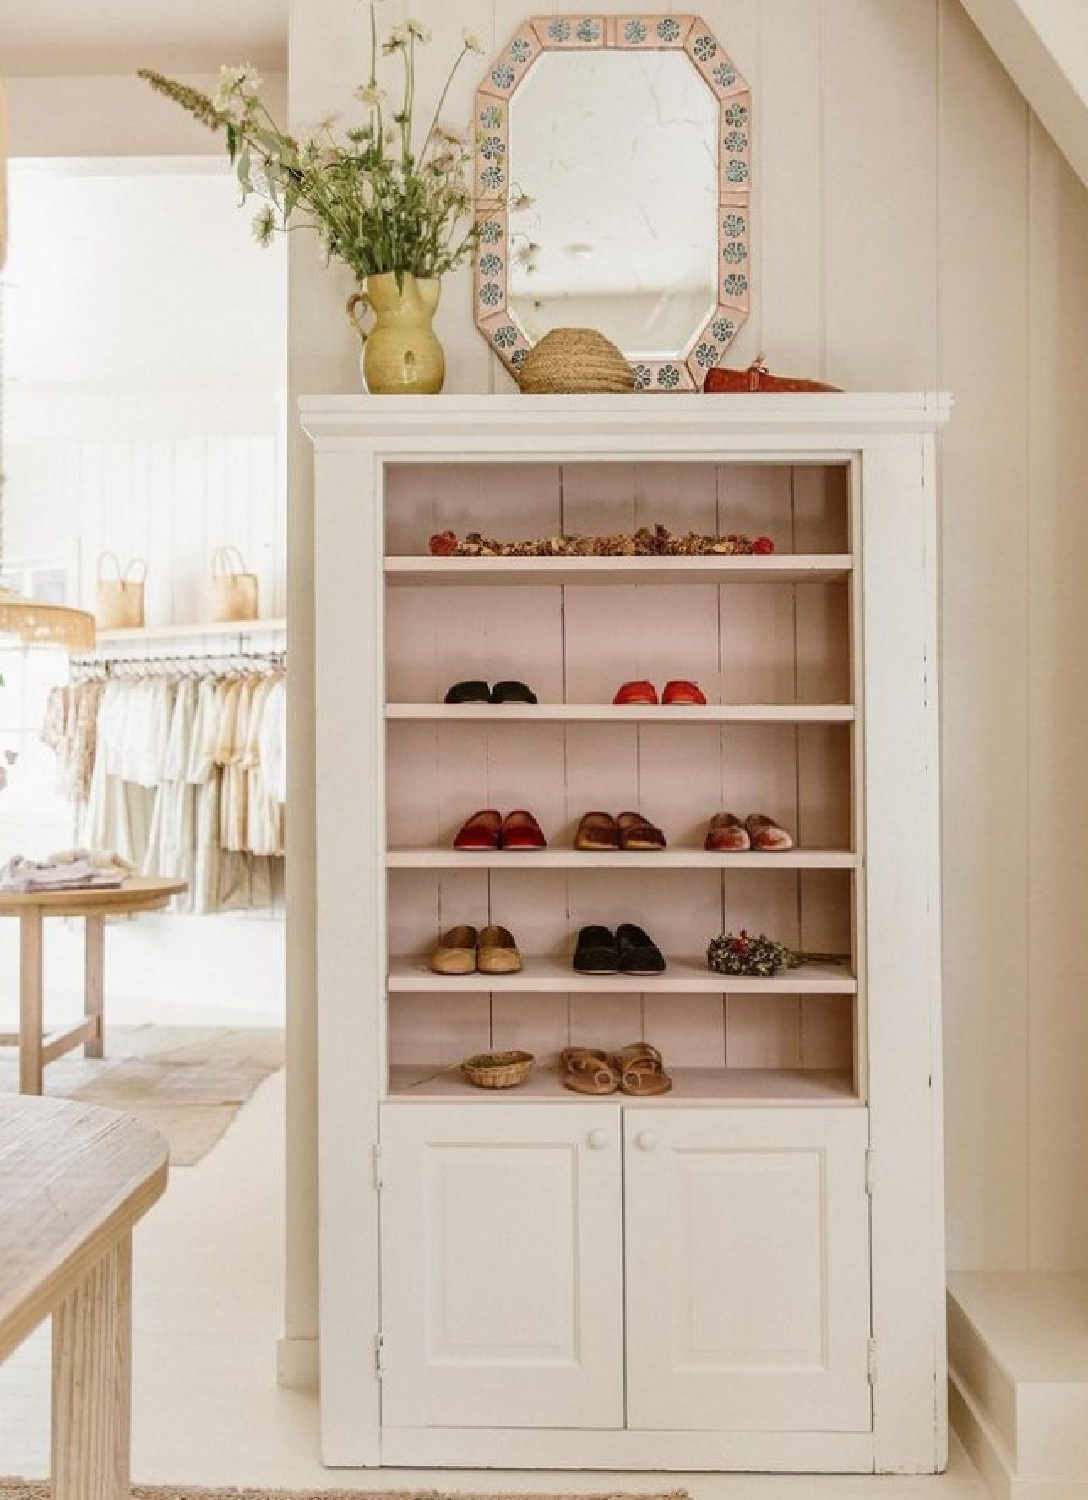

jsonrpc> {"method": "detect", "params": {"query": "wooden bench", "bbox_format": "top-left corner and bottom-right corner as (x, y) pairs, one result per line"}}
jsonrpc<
(0, 1096), (169, 1497)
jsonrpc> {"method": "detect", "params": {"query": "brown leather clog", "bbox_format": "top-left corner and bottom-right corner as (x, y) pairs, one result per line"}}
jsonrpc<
(575, 811), (621, 851)
(617, 811), (666, 851)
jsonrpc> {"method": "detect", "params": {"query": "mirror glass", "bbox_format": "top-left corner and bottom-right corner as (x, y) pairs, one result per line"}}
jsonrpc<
(506, 51), (719, 359)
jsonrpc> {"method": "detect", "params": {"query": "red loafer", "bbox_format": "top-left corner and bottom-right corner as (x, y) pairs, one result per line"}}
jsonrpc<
(704, 811), (750, 851)
(453, 809), (502, 850)
(662, 680), (707, 706)
(500, 809), (547, 850)
(613, 680), (658, 705)
(746, 813), (794, 851)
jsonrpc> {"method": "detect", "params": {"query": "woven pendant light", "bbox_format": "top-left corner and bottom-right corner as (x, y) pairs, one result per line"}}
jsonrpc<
(0, 77), (96, 651)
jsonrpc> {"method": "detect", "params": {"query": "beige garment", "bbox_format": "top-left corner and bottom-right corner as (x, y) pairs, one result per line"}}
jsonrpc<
(212, 678), (243, 853)
(41, 680), (103, 804)
(231, 677), (254, 853)
(41, 686), (70, 790)
(184, 677), (222, 915)
(144, 678), (196, 904)
(242, 674), (283, 857)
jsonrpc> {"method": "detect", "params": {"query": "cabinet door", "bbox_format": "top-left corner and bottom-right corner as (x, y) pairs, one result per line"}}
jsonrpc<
(624, 1108), (872, 1432)
(379, 1103), (624, 1429)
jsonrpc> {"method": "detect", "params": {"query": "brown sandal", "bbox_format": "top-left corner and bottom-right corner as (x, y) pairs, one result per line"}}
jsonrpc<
(560, 1047), (620, 1095)
(611, 1042), (673, 1096)
(617, 811), (667, 851)
(575, 811), (620, 851)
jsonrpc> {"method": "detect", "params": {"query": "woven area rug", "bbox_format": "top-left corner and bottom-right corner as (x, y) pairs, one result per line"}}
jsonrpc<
(0, 1489), (691, 1499)
(0, 1024), (284, 1166)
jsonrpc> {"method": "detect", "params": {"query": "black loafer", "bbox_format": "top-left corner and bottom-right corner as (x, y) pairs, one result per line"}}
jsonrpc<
(616, 923), (666, 975)
(491, 679), (538, 704)
(573, 925), (620, 974)
(444, 679), (491, 704)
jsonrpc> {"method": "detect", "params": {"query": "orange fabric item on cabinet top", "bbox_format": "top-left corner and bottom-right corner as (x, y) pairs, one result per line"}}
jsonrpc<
(704, 357), (842, 393)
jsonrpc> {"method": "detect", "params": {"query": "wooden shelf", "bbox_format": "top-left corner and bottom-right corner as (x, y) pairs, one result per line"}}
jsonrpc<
(94, 617), (286, 645)
(386, 848), (859, 870)
(388, 1063), (860, 1106)
(388, 956), (857, 994)
(384, 556), (852, 588)
(386, 703), (856, 723)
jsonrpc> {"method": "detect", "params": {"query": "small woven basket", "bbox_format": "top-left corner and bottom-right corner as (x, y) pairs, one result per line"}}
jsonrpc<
(461, 1049), (535, 1089)
(517, 328), (635, 395)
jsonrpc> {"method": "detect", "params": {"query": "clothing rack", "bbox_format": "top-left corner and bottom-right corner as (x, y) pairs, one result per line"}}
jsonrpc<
(69, 648), (287, 680)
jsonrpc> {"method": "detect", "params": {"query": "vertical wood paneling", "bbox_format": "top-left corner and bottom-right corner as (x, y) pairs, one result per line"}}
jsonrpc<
(823, 0), (940, 388)
(145, 443), (176, 625)
(46, 428), (286, 627)
(759, 0), (824, 373)
(1025, 116), (1088, 1272)
(420, 0), (497, 394)
(937, 0), (1031, 1274)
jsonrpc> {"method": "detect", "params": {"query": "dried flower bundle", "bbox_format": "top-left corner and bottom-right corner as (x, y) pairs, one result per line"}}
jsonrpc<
(707, 930), (846, 978)
(139, 10), (483, 281)
(428, 524), (776, 558)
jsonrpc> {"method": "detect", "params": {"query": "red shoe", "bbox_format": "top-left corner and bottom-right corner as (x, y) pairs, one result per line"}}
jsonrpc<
(662, 680), (707, 705)
(704, 812), (750, 851)
(613, 680), (658, 705)
(746, 813), (794, 852)
(453, 809), (501, 850)
(500, 810), (547, 850)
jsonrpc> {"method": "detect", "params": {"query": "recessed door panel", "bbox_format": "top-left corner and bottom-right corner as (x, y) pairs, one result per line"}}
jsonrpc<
(380, 1103), (624, 1429)
(624, 1108), (872, 1432)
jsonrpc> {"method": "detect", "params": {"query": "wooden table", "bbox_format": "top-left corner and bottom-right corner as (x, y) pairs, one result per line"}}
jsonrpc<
(0, 878), (187, 1095)
(0, 1095), (168, 1498)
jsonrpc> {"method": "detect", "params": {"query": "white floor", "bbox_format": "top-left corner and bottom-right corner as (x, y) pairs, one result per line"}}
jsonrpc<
(0, 1032), (991, 1498)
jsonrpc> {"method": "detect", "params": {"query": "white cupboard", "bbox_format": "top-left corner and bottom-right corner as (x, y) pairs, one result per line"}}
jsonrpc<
(303, 393), (950, 1473)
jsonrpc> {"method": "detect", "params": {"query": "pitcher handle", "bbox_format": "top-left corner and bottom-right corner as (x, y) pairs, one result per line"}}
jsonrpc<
(346, 290), (372, 347)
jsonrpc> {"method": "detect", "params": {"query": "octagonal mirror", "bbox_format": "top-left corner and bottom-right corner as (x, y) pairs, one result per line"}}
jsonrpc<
(473, 15), (751, 392)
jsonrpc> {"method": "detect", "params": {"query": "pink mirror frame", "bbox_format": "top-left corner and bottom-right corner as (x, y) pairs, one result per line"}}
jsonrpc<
(472, 15), (751, 392)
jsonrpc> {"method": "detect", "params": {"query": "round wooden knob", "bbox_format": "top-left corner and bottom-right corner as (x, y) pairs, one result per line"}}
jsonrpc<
(636, 1131), (658, 1152)
(587, 1129), (608, 1150)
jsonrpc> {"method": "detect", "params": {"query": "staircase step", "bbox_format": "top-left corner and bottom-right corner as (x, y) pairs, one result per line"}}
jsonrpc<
(949, 1273), (1088, 1483)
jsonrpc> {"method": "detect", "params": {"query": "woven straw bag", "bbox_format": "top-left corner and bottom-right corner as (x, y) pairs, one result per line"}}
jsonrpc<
(208, 545), (259, 623)
(517, 328), (635, 395)
(95, 553), (146, 630)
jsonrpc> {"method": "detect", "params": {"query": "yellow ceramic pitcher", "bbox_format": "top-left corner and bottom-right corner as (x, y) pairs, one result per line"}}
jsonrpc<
(346, 271), (445, 395)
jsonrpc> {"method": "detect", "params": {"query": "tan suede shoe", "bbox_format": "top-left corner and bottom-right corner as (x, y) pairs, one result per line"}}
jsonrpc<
(477, 924), (523, 975)
(429, 924), (478, 975)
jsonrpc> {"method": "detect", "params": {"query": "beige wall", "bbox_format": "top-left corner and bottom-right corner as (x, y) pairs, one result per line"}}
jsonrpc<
(4, 73), (289, 157)
(285, 0), (1088, 1352)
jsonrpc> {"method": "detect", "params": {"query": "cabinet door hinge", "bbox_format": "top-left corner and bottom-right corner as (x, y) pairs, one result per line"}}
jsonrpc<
(374, 1334), (385, 1378)
(372, 1144), (383, 1191)
(865, 1148), (875, 1197)
(867, 1338), (877, 1385)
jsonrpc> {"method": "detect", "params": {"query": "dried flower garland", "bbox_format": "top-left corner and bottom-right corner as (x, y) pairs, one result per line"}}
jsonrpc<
(428, 523), (775, 558)
(707, 930), (846, 977)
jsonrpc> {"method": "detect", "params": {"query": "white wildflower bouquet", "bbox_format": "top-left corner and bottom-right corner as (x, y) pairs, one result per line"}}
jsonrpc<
(139, 6), (483, 281)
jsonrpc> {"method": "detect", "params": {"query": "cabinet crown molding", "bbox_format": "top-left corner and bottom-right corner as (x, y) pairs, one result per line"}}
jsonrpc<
(299, 391), (953, 450)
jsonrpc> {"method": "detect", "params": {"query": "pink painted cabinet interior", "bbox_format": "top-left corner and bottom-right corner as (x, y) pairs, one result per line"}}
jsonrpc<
(382, 458), (860, 1103)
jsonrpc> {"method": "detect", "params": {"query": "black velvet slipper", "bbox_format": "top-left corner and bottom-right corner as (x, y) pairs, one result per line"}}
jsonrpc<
(491, 679), (538, 704)
(616, 923), (666, 976)
(573, 925), (620, 974)
(444, 679), (491, 704)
